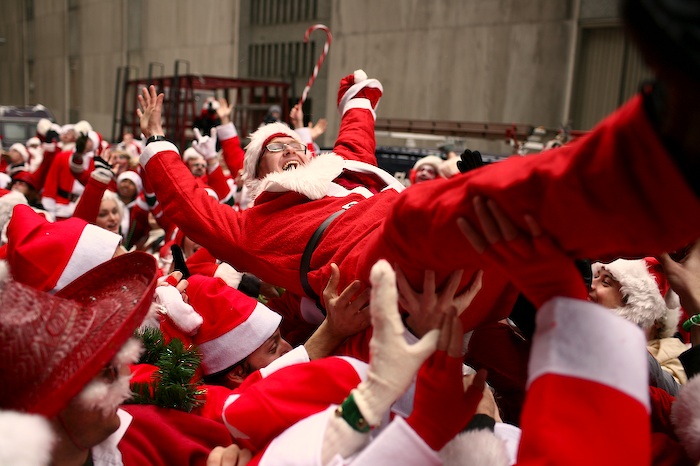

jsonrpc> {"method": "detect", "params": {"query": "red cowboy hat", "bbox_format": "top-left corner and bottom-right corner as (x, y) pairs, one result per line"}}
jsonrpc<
(0, 251), (157, 417)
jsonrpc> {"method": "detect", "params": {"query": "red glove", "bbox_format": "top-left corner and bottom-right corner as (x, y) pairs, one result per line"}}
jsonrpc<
(406, 351), (486, 451)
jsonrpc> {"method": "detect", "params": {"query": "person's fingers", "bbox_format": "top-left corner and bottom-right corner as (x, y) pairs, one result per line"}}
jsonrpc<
(322, 263), (341, 306)
(436, 308), (454, 352)
(337, 280), (362, 308)
(194, 128), (203, 141)
(486, 198), (519, 242)
(206, 446), (225, 466)
(473, 196), (502, 244)
(463, 369), (487, 407)
(446, 312), (464, 358)
(457, 217), (488, 254)
(423, 270), (436, 298)
(351, 288), (371, 312)
(395, 263), (420, 310)
(438, 269), (464, 307)
(176, 278), (189, 294)
(523, 214), (543, 237)
(454, 269), (483, 315)
(656, 251), (679, 273)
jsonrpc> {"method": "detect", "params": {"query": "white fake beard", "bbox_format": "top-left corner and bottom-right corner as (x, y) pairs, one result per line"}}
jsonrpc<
(76, 338), (143, 417)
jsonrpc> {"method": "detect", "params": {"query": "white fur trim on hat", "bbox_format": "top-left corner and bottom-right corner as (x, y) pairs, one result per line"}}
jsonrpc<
(243, 122), (302, 181)
(53, 224), (122, 293)
(182, 146), (200, 163)
(198, 301), (282, 375)
(36, 118), (52, 137)
(9, 144), (29, 162)
(74, 120), (93, 136)
(671, 374), (700, 461)
(0, 410), (55, 466)
(117, 171), (143, 194)
(592, 259), (679, 336)
(26, 137), (41, 147)
(413, 155), (444, 171)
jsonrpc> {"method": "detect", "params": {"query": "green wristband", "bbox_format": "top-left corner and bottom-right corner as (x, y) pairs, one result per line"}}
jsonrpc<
(334, 393), (371, 433)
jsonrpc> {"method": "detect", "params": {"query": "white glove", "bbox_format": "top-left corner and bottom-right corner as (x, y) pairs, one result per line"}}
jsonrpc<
(154, 285), (203, 336)
(351, 260), (440, 426)
(192, 127), (218, 161)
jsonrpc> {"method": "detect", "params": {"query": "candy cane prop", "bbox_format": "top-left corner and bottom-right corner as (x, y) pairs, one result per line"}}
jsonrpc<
(298, 24), (332, 107)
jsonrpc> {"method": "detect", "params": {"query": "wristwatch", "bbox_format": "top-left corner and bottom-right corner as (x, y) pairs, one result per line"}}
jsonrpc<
(146, 135), (167, 145)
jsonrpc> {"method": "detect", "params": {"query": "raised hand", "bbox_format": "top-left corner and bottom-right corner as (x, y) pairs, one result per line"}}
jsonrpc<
(458, 196), (588, 308)
(396, 266), (483, 337)
(192, 127), (219, 161)
(137, 85), (165, 139)
(351, 260), (441, 426)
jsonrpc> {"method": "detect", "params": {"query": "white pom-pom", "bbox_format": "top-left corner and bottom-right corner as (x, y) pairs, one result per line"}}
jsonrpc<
(36, 118), (52, 136)
(353, 69), (367, 83)
(0, 411), (55, 466)
(74, 120), (93, 136)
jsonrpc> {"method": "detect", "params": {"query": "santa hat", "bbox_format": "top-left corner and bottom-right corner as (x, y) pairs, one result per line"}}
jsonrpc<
(671, 374), (700, 461)
(182, 146), (201, 163)
(10, 171), (37, 191)
(9, 144), (29, 163)
(0, 253), (156, 417)
(74, 120), (93, 137)
(25, 137), (41, 148)
(592, 258), (680, 337)
(36, 118), (52, 137)
(117, 170), (143, 194)
(88, 130), (104, 156)
(5, 204), (122, 293)
(242, 122), (302, 181)
(202, 97), (221, 112)
(413, 155), (444, 172)
(60, 124), (75, 135)
(187, 275), (281, 376)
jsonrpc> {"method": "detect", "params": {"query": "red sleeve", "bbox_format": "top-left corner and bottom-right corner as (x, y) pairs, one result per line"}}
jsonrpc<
(31, 146), (59, 191)
(41, 152), (65, 199)
(332, 107), (377, 166)
(119, 405), (233, 466)
(206, 165), (235, 204)
(221, 134), (245, 177)
(71, 175), (107, 223)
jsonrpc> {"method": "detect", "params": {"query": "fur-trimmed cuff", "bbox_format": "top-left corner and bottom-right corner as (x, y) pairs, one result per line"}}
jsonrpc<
(216, 122), (238, 141)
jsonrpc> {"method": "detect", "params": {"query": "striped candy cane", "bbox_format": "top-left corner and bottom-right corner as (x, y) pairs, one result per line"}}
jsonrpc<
(298, 24), (332, 107)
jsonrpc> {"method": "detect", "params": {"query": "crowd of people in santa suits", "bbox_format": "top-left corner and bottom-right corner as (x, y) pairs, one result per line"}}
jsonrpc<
(3, 1), (700, 463)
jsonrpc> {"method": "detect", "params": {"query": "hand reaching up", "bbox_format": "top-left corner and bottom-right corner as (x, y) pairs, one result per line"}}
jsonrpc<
(137, 85), (165, 139)
(458, 196), (588, 308)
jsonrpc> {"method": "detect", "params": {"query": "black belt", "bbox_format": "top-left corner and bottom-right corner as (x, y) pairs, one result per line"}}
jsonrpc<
(57, 188), (80, 203)
(300, 201), (357, 311)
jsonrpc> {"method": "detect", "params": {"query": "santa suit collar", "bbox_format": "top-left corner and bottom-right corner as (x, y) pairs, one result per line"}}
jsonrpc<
(252, 153), (404, 201)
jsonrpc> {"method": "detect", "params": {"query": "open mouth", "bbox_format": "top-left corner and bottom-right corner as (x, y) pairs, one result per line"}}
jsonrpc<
(282, 160), (300, 171)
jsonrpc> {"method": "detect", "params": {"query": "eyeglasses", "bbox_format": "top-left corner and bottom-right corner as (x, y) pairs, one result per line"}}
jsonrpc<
(265, 142), (306, 154)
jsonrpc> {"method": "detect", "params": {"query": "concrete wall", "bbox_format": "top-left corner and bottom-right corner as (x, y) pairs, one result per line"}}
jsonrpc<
(0, 0), (621, 152)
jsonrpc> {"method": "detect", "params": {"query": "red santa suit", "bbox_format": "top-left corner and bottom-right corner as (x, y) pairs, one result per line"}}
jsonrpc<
(250, 298), (650, 465)
(90, 405), (233, 466)
(140, 74), (700, 349)
(42, 149), (94, 218)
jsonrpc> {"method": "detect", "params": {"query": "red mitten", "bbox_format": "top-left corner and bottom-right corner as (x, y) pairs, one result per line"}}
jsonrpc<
(406, 351), (486, 451)
(337, 70), (383, 117)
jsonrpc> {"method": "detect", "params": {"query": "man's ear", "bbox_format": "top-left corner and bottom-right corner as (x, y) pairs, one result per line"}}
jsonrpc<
(226, 365), (247, 386)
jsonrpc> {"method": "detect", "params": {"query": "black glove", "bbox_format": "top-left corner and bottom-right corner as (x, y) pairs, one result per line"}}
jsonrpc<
(456, 149), (484, 174)
(75, 135), (89, 154)
(44, 129), (60, 144)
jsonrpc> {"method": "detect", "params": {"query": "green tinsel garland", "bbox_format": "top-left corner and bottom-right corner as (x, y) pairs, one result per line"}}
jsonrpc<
(128, 327), (206, 413)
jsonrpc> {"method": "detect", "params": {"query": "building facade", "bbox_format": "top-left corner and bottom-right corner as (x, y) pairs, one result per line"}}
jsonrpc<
(0, 0), (649, 152)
